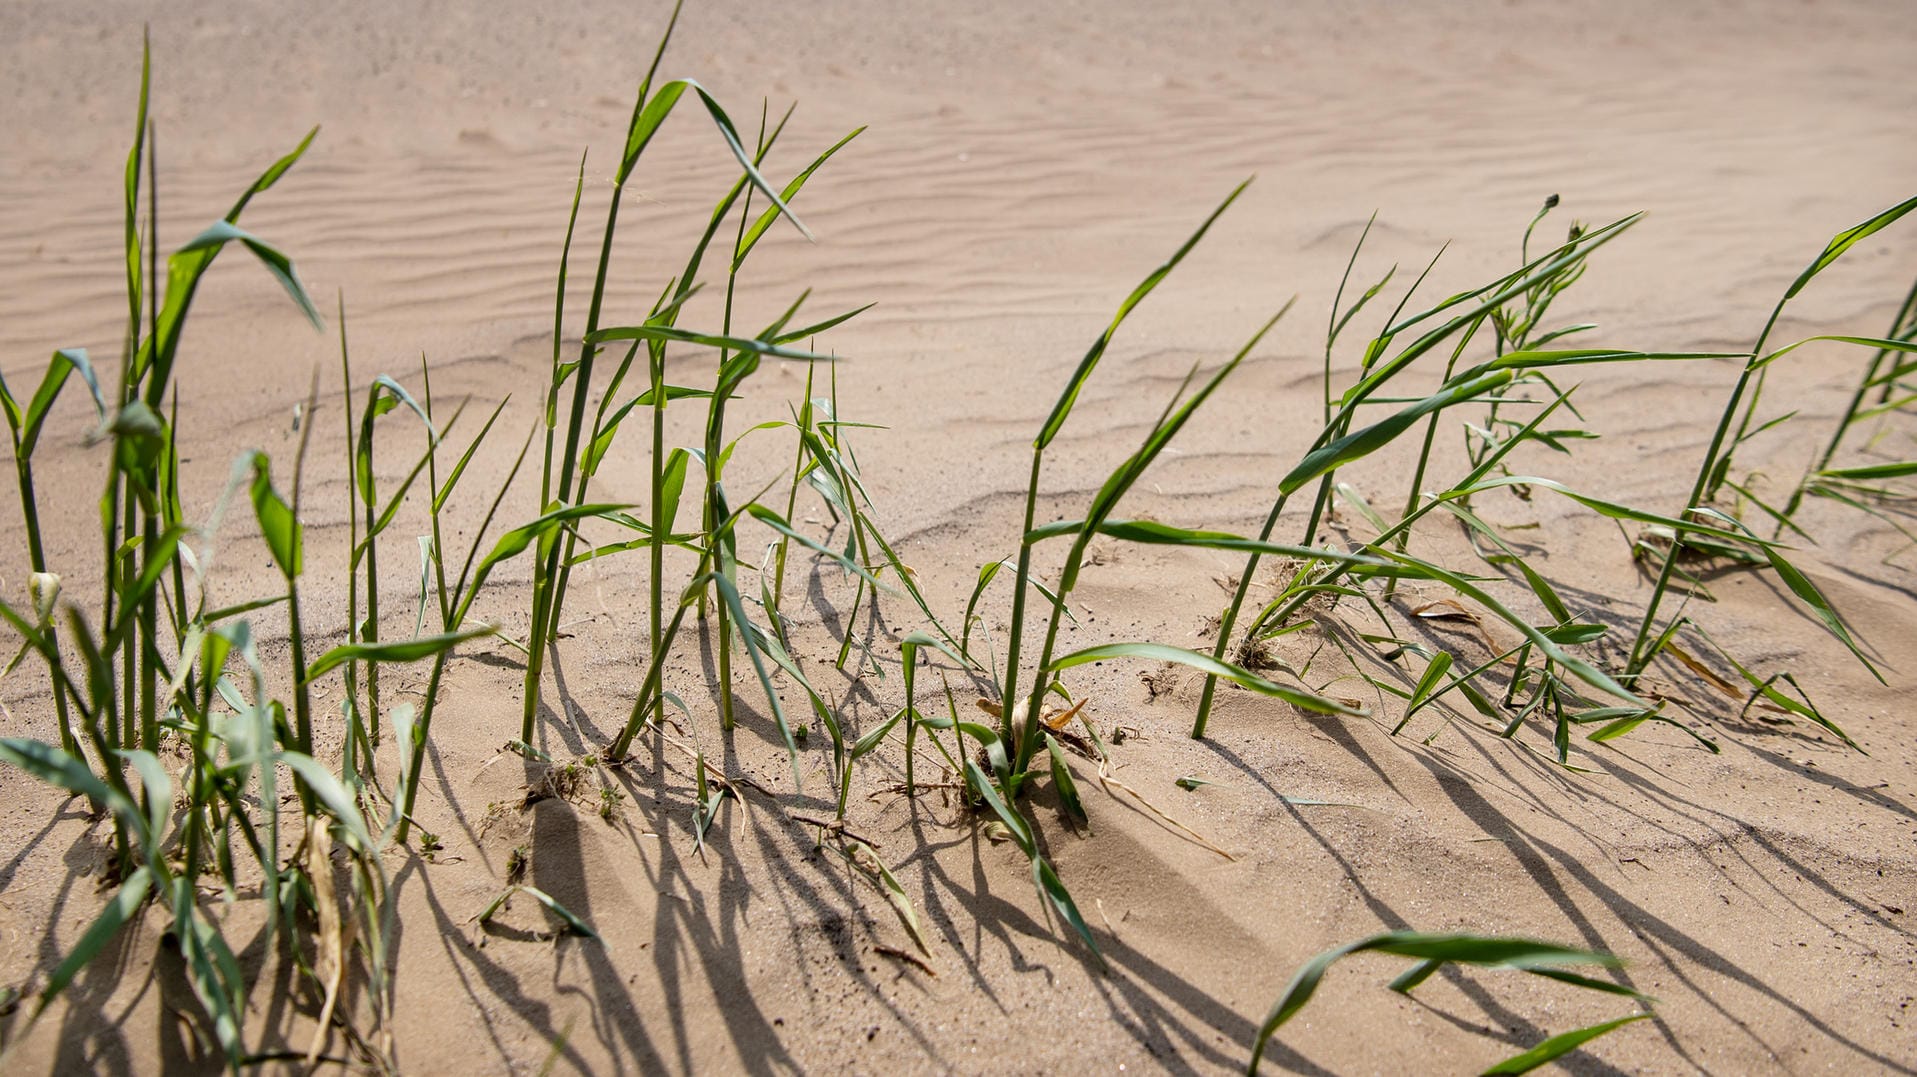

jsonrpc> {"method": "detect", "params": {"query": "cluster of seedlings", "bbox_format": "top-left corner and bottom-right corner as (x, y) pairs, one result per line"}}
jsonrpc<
(2, 6), (1914, 1073)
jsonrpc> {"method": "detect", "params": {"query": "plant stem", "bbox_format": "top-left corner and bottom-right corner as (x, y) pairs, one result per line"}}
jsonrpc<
(12, 457), (79, 755)
(1628, 300), (1788, 674)
(1192, 491), (1289, 739)
(998, 450), (1044, 750)
(902, 647), (918, 793)
(770, 365), (816, 641)
(708, 187), (755, 730)
(362, 427), (381, 745)
(288, 373), (321, 756)
(649, 339), (669, 726)
(527, 167), (631, 740)
(395, 650), (446, 846)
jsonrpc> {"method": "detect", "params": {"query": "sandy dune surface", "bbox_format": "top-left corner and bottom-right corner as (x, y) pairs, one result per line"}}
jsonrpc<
(2, 1), (1915, 1073)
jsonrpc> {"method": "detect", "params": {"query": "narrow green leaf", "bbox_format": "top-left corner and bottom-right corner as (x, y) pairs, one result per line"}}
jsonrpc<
(1027, 518), (1380, 567)
(734, 126), (866, 269)
(278, 753), (373, 851)
(453, 503), (633, 625)
(964, 758), (1033, 855)
(244, 451), (301, 579)
(742, 503), (889, 590)
(304, 624), (495, 682)
(519, 885), (602, 940)
(13, 349), (105, 454)
(1049, 642), (1366, 718)
(850, 709), (906, 760)
(1034, 855), (1103, 965)
(175, 219), (322, 330)
(434, 396), (511, 514)
(0, 738), (136, 829)
(1045, 734), (1088, 823)
(705, 572), (804, 792)
(618, 78), (814, 242)
(1284, 371), (1516, 495)
(770, 303), (874, 346)
(1379, 550), (1643, 707)
(1037, 179), (1251, 450)
(118, 749), (172, 844)
(1819, 460), (1917, 481)
(585, 323), (831, 363)
(1785, 196), (1917, 299)
(1250, 932), (1622, 1075)
(1480, 1014), (1651, 1075)
(841, 839), (933, 958)
(1757, 544), (1882, 683)
(1396, 650), (1454, 733)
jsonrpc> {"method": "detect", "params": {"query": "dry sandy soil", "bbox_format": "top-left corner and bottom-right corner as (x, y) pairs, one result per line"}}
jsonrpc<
(2, 0), (1915, 1073)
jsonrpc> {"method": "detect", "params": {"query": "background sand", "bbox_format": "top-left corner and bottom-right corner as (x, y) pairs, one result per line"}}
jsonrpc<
(2, 1), (1915, 1072)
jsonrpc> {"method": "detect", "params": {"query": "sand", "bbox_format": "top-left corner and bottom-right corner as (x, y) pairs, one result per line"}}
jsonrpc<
(2, 0), (1915, 1072)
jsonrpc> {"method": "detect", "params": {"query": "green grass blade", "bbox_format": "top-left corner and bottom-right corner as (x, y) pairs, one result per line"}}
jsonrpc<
(840, 839), (933, 957)
(1523, 966), (1655, 1001)
(1756, 544), (1883, 682)
(519, 885), (602, 940)
(620, 78), (814, 241)
(850, 709), (907, 759)
(734, 126), (866, 269)
(1250, 939), (1367, 1072)
(1396, 650), (1454, 734)
(1036, 179), (1251, 450)
(1045, 733), (1088, 824)
(584, 391), (707, 476)
(117, 748), (172, 843)
(1033, 855), (1102, 965)
(1026, 518), (1380, 566)
(1785, 196), (1917, 299)
(1820, 460), (1917, 481)
(585, 323), (832, 363)
(1480, 1014), (1651, 1075)
(453, 503), (633, 624)
(741, 504), (888, 590)
(1387, 958), (1443, 993)
(242, 451), (301, 579)
(304, 625), (495, 682)
(277, 753), (373, 851)
(705, 572), (804, 792)
(175, 220), (321, 330)
(1250, 932), (1623, 1074)
(433, 396), (510, 514)
(0, 737), (136, 830)
(1378, 550), (1643, 707)
(1757, 333), (1917, 370)
(1285, 371), (1515, 495)
(1463, 476), (1771, 548)
(222, 125), (318, 222)
(964, 758), (1032, 852)
(12, 349), (104, 454)
(1049, 642), (1365, 717)
(770, 303), (875, 347)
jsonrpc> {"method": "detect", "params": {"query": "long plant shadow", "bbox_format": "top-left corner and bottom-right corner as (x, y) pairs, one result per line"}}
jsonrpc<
(523, 792), (672, 1072)
(406, 849), (594, 1073)
(1191, 735), (1636, 1075)
(596, 759), (806, 1075)
(1406, 735), (1915, 1074)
